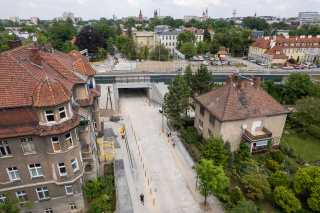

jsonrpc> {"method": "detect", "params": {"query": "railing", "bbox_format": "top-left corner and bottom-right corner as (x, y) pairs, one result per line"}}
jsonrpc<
(244, 127), (272, 141)
(123, 125), (134, 170)
(152, 82), (164, 103)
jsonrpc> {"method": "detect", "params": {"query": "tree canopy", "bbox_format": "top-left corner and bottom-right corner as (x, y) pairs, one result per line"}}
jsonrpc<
(150, 44), (169, 61)
(274, 186), (301, 213)
(242, 173), (271, 200)
(177, 30), (196, 49)
(179, 42), (196, 59)
(75, 26), (104, 54)
(202, 136), (228, 166)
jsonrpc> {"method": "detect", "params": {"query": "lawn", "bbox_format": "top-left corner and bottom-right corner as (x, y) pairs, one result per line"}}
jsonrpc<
(281, 133), (320, 162)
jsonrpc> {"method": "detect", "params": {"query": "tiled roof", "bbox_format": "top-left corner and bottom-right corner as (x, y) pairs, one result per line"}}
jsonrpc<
(90, 85), (101, 97)
(76, 93), (94, 107)
(216, 50), (229, 55)
(32, 78), (71, 107)
(275, 36), (320, 43)
(250, 38), (270, 49)
(195, 78), (289, 121)
(264, 46), (287, 59)
(68, 50), (96, 76)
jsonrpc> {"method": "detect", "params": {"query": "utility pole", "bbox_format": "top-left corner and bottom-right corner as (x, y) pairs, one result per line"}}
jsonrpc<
(162, 111), (164, 133)
(168, 52), (170, 72)
(159, 42), (161, 71)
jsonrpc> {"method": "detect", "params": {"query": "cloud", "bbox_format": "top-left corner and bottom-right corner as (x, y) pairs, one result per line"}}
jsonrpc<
(18, 1), (36, 8)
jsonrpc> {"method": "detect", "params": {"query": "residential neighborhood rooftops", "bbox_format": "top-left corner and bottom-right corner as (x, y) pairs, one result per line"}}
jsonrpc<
(195, 74), (290, 121)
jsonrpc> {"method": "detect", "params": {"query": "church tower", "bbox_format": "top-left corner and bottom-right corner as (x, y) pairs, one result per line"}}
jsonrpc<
(139, 9), (143, 22)
(154, 9), (158, 19)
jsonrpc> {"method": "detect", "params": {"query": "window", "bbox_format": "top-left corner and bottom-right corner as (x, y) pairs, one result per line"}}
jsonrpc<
(51, 137), (61, 152)
(65, 184), (73, 195)
(59, 107), (66, 120)
(162, 36), (164, 40)
(16, 191), (27, 204)
(276, 51), (280, 55)
(66, 133), (73, 149)
(36, 187), (50, 200)
(57, 163), (67, 177)
(166, 42), (167, 46)
(296, 43), (300, 46)
(290, 43), (294, 46)
(302, 43), (306, 46)
(169, 36), (171, 40)
(70, 204), (77, 210)
(20, 138), (35, 153)
(0, 141), (11, 156)
(93, 119), (97, 129)
(173, 42), (175, 46)
(45, 111), (55, 122)
(7, 167), (20, 181)
(71, 158), (79, 173)
(169, 42), (171, 46)
(285, 43), (288, 46)
(199, 120), (203, 130)
(28, 164), (43, 178)
(208, 129), (212, 138)
(0, 194), (6, 203)
(166, 36), (168, 39)
(200, 105), (205, 116)
(209, 114), (215, 127)
(45, 208), (53, 213)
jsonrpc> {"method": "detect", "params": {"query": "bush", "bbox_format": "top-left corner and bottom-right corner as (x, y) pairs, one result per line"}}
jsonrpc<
(283, 162), (298, 174)
(242, 173), (271, 200)
(83, 179), (101, 200)
(98, 176), (115, 199)
(180, 126), (202, 143)
(230, 187), (244, 204)
(307, 125), (320, 139)
(272, 151), (285, 164)
(266, 159), (279, 172)
(268, 171), (290, 188)
(236, 143), (252, 160)
(88, 195), (112, 213)
(274, 186), (301, 213)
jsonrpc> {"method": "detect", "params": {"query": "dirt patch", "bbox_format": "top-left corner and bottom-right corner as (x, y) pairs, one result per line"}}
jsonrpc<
(200, 202), (212, 212)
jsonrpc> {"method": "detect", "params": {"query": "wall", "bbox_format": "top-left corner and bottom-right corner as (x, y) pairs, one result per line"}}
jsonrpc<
(264, 114), (288, 145)
(220, 119), (246, 151)
(73, 84), (87, 100)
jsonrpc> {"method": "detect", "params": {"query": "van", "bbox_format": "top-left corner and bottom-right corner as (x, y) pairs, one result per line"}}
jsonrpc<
(198, 56), (204, 61)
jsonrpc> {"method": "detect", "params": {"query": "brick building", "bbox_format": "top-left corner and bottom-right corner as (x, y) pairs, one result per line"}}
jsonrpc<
(0, 41), (102, 212)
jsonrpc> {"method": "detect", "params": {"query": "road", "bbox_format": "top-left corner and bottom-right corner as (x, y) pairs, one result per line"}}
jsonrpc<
(120, 88), (202, 213)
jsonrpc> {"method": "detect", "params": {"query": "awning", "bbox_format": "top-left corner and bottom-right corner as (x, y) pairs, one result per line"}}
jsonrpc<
(78, 107), (89, 119)
(255, 140), (269, 147)
(80, 120), (89, 126)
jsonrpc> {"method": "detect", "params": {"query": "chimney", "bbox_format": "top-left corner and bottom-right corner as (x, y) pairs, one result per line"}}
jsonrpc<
(232, 73), (238, 82)
(27, 48), (42, 66)
(7, 40), (22, 50)
(226, 76), (231, 84)
(43, 42), (53, 53)
(255, 78), (261, 89)
(250, 75), (254, 80)
(237, 78), (242, 90)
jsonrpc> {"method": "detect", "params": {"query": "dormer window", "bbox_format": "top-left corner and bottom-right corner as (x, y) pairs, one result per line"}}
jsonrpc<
(302, 43), (306, 46)
(59, 107), (66, 120)
(296, 43), (300, 46)
(45, 111), (55, 122)
(276, 51), (280, 55)
(290, 43), (294, 46)
(285, 43), (288, 46)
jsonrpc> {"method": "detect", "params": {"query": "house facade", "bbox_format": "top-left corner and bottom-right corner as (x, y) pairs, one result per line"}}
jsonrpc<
(249, 35), (320, 64)
(0, 42), (102, 213)
(194, 74), (289, 152)
(132, 31), (155, 52)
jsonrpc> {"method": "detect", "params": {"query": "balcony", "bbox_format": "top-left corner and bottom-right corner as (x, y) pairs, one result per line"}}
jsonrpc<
(244, 127), (272, 141)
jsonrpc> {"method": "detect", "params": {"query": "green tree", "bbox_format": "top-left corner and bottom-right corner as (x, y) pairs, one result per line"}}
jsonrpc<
(191, 65), (214, 97)
(127, 27), (132, 38)
(177, 30), (196, 49)
(260, 79), (285, 102)
(284, 72), (313, 104)
(224, 141), (234, 170)
(242, 173), (271, 200)
(144, 45), (149, 59)
(195, 159), (229, 205)
(291, 96), (320, 132)
(209, 38), (220, 54)
(61, 41), (79, 53)
(97, 47), (107, 60)
(139, 48), (145, 60)
(294, 166), (320, 195)
(242, 17), (270, 30)
(203, 29), (211, 43)
(202, 136), (228, 166)
(150, 44), (169, 61)
(269, 171), (290, 188)
(93, 20), (116, 48)
(274, 186), (301, 213)
(266, 159), (279, 172)
(179, 42), (196, 59)
(83, 179), (102, 200)
(226, 200), (260, 213)
(116, 23), (123, 36)
(107, 37), (115, 55)
(308, 184), (320, 212)
(272, 150), (285, 164)
(116, 35), (128, 51)
(230, 187), (244, 204)
(88, 195), (111, 213)
(196, 41), (209, 54)
(164, 74), (190, 126)
(0, 31), (19, 53)
(20, 25), (37, 33)
(0, 192), (34, 213)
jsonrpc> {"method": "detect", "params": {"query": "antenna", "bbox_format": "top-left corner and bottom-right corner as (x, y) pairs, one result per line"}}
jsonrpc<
(232, 8), (237, 19)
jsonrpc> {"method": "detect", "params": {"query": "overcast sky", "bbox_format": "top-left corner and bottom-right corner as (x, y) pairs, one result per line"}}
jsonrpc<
(0, 0), (318, 20)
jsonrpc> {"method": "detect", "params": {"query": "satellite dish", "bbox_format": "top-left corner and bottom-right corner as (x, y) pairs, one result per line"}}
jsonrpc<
(32, 36), (37, 42)
(242, 123), (247, 130)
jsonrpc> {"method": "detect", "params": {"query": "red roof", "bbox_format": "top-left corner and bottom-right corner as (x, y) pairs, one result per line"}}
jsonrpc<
(69, 50), (96, 76)
(216, 50), (229, 55)
(264, 46), (287, 59)
(195, 77), (289, 121)
(250, 38), (270, 49)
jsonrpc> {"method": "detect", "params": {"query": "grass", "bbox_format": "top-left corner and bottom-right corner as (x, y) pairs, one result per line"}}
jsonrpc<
(281, 133), (320, 162)
(234, 62), (247, 67)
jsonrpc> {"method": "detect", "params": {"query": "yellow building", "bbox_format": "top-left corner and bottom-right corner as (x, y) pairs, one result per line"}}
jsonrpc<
(249, 35), (320, 64)
(132, 31), (155, 52)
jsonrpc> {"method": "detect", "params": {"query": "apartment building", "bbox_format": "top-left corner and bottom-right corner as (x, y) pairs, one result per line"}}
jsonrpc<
(154, 31), (203, 53)
(0, 41), (102, 213)
(298, 12), (319, 24)
(132, 31), (155, 52)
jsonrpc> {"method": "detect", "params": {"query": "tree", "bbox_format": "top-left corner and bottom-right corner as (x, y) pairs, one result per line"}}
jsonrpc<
(48, 19), (77, 51)
(209, 38), (220, 55)
(294, 166), (320, 195)
(179, 42), (196, 59)
(191, 65), (214, 97)
(203, 29), (211, 43)
(202, 136), (228, 166)
(75, 26), (104, 54)
(226, 200), (260, 213)
(61, 41), (79, 53)
(0, 31), (19, 53)
(0, 192), (34, 213)
(144, 45), (149, 59)
(224, 141), (234, 170)
(242, 17), (270, 31)
(116, 35), (128, 51)
(196, 41), (209, 54)
(272, 150), (285, 164)
(269, 171), (290, 188)
(274, 186), (301, 213)
(127, 27), (132, 38)
(195, 159), (229, 205)
(93, 20), (116, 48)
(291, 97), (320, 132)
(242, 173), (271, 200)
(284, 72), (313, 104)
(164, 74), (190, 126)
(308, 184), (320, 212)
(20, 25), (37, 33)
(116, 23), (123, 36)
(230, 187), (244, 204)
(177, 30), (196, 49)
(266, 159), (279, 172)
(88, 195), (111, 213)
(260, 79), (285, 102)
(107, 37), (115, 55)
(150, 44), (169, 61)
(97, 47), (107, 60)
(139, 48), (145, 60)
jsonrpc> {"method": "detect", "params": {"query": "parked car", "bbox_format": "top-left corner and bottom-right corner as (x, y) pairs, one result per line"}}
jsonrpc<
(260, 62), (269, 66)
(214, 58), (220, 61)
(216, 61), (222, 66)
(256, 60), (262, 65)
(198, 56), (204, 61)
(228, 61), (233, 66)
(193, 56), (198, 61)
(308, 64), (317, 69)
(211, 61), (217, 65)
(221, 61), (226, 65)
(243, 56), (248, 60)
(189, 58), (193, 61)
(220, 58), (225, 61)
(294, 65), (305, 69)
(316, 64), (320, 67)
(202, 61), (209, 66)
(249, 58), (256, 63)
(282, 66), (294, 70)
(209, 57), (214, 61)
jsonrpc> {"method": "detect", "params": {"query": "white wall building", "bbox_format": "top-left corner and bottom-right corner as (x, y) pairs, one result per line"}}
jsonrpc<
(298, 12), (319, 24)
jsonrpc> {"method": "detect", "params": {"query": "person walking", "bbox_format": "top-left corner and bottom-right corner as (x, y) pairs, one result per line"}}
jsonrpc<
(140, 194), (144, 205)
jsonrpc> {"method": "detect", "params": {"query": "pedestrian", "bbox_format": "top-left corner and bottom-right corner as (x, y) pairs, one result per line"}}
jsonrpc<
(140, 194), (144, 205)
(169, 131), (171, 137)
(173, 142), (175, 148)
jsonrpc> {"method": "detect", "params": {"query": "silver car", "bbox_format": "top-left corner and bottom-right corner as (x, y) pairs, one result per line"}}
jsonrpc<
(282, 66), (294, 70)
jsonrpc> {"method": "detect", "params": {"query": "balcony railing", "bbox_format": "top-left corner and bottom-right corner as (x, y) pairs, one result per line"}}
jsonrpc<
(244, 127), (272, 141)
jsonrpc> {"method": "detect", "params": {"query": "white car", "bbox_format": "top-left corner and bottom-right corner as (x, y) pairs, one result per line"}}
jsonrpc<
(202, 61), (208, 66)
(282, 66), (294, 70)
(198, 56), (204, 61)
(193, 56), (198, 61)
(216, 61), (222, 66)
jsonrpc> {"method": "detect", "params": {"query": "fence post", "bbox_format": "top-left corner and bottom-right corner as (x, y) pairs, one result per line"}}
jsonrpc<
(121, 76), (122, 84)
(144, 75), (145, 83)
(127, 76), (128, 84)
(164, 75), (165, 84)
(281, 75), (283, 83)
(157, 75), (158, 84)
(222, 74), (224, 85)
(114, 76), (116, 84)
(101, 76), (103, 84)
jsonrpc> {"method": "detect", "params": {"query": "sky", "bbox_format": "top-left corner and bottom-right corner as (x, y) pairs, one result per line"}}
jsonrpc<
(0, 0), (319, 20)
